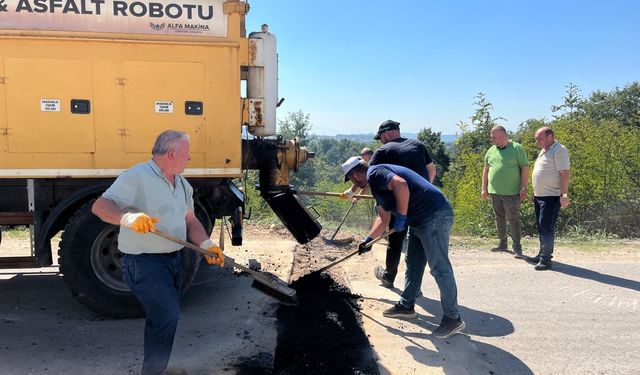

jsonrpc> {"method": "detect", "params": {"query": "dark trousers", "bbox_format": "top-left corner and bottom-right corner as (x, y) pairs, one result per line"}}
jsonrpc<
(382, 227), (407, 282)
(490, 194), (522, 249)
(534, 196), (561, 261)
(123, 252), (182, 375)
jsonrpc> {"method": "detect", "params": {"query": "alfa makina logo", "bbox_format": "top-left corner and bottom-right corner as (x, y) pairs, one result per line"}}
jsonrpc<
(149, 22), (165, 31)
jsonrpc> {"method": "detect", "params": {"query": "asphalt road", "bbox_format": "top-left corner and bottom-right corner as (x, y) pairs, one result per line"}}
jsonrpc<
(342, 242), (640, 375)
(0, 232), (638, 375)
(0, 234), (297, 375)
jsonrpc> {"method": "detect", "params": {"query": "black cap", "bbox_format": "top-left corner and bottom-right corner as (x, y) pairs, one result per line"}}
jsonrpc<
(373, 120), (400, 140)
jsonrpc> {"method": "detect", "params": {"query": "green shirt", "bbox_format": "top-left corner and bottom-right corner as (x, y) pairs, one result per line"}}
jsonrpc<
(484, 141), (528, 195)
(102, 160), (194, 254)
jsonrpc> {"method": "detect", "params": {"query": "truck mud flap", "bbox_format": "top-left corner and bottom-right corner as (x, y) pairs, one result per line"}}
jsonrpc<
(262, 191), (321, 244)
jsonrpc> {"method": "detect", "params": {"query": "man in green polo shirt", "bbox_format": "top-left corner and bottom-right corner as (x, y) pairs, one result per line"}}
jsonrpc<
(481, 126), (529, 257)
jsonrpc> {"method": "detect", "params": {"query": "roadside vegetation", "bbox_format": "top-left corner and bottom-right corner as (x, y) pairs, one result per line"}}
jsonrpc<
(6, 83), (636, 246)
(244, 82), (640, 241)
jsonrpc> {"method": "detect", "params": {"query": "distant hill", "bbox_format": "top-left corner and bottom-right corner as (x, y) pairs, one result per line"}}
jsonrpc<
(313, 133), (458, 144)
(440, 134), (458, 144)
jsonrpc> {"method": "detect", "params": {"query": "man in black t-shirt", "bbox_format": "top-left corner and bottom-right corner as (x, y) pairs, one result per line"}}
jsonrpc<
(369, 119), (436, 289)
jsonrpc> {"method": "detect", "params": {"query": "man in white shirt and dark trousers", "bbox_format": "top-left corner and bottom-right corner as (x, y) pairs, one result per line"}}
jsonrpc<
(529, 127), (571, 270)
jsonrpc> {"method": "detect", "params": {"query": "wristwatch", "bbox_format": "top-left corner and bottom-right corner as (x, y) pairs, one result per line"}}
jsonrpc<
(520, 187), (527, 192)
(561, 193), (568, 198)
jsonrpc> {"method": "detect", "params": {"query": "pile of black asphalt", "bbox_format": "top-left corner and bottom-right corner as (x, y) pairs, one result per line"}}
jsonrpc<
(271, 272), (379, 375)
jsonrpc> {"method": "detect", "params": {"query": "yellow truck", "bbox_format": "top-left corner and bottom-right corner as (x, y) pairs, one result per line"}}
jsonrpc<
(0, 0), (321, 317)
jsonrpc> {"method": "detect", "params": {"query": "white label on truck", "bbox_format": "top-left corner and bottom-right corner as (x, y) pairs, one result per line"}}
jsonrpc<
(155, 101), (173, 113)
(0, 0), (227, 37)
(40, 99), (61, 112)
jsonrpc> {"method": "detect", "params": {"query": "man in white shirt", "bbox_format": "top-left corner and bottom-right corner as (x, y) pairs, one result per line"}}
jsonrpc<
(529, 127), (571, 270)
(92, 130), (223, 374)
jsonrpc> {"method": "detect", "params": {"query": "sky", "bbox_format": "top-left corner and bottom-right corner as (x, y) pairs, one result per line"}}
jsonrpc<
(244, 0), (640, 136)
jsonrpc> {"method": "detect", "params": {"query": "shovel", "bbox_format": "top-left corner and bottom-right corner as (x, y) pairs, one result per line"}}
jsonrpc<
(151, 229), (298, 305)
(312, 229), (395, 274)
(323, 200), (357, 245)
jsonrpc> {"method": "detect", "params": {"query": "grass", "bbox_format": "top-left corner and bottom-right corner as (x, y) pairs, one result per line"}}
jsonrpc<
(4, 224), (639, 255)
(451, 234), (640, 254)
(1, 226), (31, 240)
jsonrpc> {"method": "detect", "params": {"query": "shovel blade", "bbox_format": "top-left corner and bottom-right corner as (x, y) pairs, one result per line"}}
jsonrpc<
(322, 236), (354, 246)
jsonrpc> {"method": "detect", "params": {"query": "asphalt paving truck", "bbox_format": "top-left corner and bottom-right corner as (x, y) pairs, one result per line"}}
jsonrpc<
(0, 0), (321, 317)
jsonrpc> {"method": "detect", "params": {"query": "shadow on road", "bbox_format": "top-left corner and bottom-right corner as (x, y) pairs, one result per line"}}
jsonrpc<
(550, 261), (640, 292)
(360, 310), (532, 375)
(371, 288), (515, 338)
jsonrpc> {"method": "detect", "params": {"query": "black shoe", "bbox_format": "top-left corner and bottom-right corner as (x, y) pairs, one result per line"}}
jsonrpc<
(491, 244), (508, 252)
(525, 255), (540, 264)
(374, 266), (394, 288)
(383, 303), (416, 319)
(513, 249), (525, 259)
(534, 259), (552, 270)
(433, 316), (465, 338)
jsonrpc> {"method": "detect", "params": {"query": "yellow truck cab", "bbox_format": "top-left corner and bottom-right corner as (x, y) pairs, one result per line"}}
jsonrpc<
(0, 0), (320, 317)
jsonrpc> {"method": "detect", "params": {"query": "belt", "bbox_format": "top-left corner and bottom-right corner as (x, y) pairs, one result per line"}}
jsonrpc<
(123, 251), (179, 257)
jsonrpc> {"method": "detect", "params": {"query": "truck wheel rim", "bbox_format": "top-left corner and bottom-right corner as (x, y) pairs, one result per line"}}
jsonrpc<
(90, 226), (129, 293)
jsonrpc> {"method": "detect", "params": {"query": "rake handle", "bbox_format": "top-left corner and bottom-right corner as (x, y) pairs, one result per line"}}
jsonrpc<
(330, 200), (357, 240)
(296, 190), (374, 200)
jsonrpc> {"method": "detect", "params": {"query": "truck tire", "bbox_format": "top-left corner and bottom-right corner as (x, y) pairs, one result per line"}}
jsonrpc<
(59, 201), (208, 318)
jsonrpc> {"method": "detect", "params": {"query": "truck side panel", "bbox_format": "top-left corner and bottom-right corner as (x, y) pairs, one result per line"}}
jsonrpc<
(0, 38), (242, 176)
(6, 58), (96, 153)
(0, 61), (7, 153)
(123, 60), (206, 153)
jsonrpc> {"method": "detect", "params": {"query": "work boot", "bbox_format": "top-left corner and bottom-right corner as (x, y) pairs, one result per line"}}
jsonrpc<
(491, 242), (508, 252)
(525, 255), (540, 264)
(433, 316), (466, 339)
(374, 266), (394, 288)
(382, 303), (416, 319)
(534, 259), (552, 271)
(513, 246), (525, 259)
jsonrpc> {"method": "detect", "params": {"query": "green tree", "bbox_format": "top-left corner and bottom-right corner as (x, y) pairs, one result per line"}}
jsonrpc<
(417, 127), (450, 186)
(278, 110), (312, 144)
(551, 82), (583, 118)
(277, 110), (315, 188)
(577, 82), (640, 129)
(443, 93), (506, 234)
(551, 117), (640, 236)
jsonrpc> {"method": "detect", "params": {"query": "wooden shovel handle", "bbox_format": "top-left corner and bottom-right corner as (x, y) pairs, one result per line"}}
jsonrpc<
(150, 230), (250, 274)
(315, 229), (395, 274)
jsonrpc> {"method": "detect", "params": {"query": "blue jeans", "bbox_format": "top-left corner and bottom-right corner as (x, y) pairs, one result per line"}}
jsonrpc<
(534, 196), (561, 261)
(123, 253), (182, 375)
(400, 207), (459, 319)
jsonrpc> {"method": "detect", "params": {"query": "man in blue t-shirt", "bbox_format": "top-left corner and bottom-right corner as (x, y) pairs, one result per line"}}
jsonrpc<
(341, 156), (465, 339)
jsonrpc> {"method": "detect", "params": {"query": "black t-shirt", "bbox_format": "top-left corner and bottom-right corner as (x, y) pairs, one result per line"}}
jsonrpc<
(369, 137), (433, 180)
